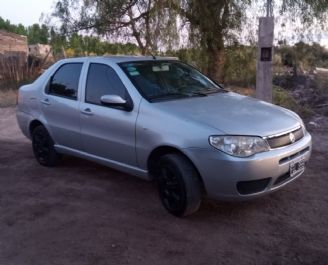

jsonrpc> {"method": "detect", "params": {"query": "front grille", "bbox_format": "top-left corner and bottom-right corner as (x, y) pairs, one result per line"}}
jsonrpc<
(266, 127), (304, 149)
(279, 146), (310, 165)
(237, 178), (271, 195)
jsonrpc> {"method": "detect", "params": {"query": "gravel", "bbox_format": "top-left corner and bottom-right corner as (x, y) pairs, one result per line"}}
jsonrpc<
(0, 107), (327, 265)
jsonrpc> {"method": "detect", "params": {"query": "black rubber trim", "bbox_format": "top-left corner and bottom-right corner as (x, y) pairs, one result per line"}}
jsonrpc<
(237, 178), (271, 195)
(267, 127), (304, 149)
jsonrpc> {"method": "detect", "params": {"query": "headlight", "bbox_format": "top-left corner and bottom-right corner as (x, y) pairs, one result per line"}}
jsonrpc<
(209, 135), (270, 157)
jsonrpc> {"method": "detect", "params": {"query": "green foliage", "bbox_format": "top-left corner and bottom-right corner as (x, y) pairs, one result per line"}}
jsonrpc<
(51, 0), (328, 81)
(170, 0), (251, 81)
(314, 70), (328, 95)
(175, 0), (250, 47)
(165, 48), (208, 73)
(0, 16), (27, 35)
(49, 27), (66, 55)
(226, 85), (313, 119)
(27, 24), (49, 44)
(63, 33), (140, 57)
(0, 16), (49, 44)
(53, 0), (179, 55)
(281, 0), (328, 25)
(273, 86), (313, 119)
(0, 16), (139, 56)
(167, 45), (257, 87)
(312, 70), (328, 116)
(223, 45), (256, 87)
(277, 41), (328, 72)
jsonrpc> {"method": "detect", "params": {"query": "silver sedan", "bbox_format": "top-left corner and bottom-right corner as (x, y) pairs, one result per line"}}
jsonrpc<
(16, 56), (312, 216)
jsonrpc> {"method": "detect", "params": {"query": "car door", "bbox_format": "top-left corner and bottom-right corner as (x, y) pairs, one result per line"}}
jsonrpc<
(79, 62), (137, 166)
(41, 62), (83, 150)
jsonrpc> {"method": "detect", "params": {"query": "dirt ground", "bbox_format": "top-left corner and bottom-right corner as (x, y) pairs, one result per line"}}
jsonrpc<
(0, 107), (327, 265)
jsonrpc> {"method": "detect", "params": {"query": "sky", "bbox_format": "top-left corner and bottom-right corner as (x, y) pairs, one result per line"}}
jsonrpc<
(320, 34), (328, 47)
(0, 0), (54, 26)
(0, 0), (327, 48)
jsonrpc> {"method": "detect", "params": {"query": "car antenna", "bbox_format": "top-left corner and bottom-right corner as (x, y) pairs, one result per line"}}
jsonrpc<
(149, 51), (156, 60)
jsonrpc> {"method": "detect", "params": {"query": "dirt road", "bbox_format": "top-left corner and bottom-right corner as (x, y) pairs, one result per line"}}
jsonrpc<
(0, 107), (327, 265)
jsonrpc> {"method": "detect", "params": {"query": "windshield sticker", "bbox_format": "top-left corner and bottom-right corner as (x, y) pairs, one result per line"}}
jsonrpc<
(127, 67), (137, 72)
(129, 71), (140, 76)
(152, 65), (170, 72)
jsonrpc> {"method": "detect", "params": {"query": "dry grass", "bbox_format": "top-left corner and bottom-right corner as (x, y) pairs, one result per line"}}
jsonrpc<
(226, 85), (255, 96)
(0, 89), (17, 108)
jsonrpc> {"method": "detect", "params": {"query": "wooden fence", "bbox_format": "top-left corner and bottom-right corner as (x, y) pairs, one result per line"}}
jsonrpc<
(0, 52), (28, 82)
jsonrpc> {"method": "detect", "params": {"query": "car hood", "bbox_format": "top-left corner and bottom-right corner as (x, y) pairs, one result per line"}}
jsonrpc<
(155, 92), (301, 136)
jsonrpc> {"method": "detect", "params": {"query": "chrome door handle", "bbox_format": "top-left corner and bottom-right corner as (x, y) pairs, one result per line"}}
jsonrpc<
(41, 98), (51, 105)
(81, 108), (94, 116)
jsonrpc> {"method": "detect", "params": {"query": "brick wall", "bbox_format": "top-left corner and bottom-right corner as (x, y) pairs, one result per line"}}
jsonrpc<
(0, 30), (28, 82)
(0, 30), (28, 56)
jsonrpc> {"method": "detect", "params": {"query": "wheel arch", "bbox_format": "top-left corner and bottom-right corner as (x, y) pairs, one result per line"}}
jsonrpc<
(29, 119), (44, 136)
(147, 145), (206, 194)
(28, 118), (57, 144)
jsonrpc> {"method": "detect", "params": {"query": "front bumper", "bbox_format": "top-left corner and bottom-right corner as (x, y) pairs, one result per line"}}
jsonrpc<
(184, 131), (312, 201)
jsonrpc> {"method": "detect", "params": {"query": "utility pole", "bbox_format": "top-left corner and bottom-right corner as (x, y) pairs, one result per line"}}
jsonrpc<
(256, 0), (274, 102)
(266, 0), (273, 17)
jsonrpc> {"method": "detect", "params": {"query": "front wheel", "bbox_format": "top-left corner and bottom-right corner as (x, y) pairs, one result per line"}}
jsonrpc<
(32, 125), (59, 167)
(157, 154), (202, 217)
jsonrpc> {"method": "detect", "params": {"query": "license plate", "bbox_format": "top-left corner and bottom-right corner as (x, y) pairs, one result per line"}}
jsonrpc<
(290, 156), (305, 178)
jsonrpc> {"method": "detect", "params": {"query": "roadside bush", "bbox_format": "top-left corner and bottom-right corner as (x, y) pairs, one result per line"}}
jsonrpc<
(168, 45), (257, 87)
(223, 45), (256, 87)
(273, 85), (313, 119)
(227, 85), (313, 119)
(165, 48), (209, 74)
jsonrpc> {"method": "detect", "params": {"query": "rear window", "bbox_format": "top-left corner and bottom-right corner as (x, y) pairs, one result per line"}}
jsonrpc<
(47, 63), (83, 100)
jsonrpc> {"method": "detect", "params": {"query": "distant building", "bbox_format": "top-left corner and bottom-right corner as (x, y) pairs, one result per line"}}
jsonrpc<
(29, 44), (53, 60)
(0, 30), (29, 81)
(0, 30), (28, 59)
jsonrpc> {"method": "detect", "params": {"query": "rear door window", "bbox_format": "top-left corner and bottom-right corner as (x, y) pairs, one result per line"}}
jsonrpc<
(48, 63), (83, 100)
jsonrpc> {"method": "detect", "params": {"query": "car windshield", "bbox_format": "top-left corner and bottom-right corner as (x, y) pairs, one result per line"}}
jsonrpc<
(119, 61), (223, 102)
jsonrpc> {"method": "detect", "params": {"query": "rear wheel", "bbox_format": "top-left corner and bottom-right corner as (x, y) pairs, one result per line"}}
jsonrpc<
(157, 154), (202, 216)
(32, 125), (59, 167)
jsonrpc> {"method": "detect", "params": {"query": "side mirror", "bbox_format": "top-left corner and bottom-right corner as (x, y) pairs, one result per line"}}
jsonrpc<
(100, 95), (133, 111)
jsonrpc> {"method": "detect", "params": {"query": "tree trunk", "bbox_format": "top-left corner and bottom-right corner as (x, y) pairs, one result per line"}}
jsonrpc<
(207, 46), (225, 83)
(128, 8), (147, 55)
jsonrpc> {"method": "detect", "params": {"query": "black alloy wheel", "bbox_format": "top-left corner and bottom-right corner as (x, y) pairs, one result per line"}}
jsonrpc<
(32, 126), (59, 167)
(157, 154), (202, 216)
(158, 165), (186, 215)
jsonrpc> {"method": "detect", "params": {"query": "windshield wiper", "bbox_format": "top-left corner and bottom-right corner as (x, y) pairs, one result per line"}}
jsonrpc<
(149, 89), (215, 102)
(149, 92), (190, 101)
(149, 91), (209, 102)
(190, 91), (208, 97)
(202, 88), (227, 94)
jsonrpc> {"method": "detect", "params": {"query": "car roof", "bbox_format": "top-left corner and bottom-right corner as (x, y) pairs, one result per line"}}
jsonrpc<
(59, 55), (179, 64)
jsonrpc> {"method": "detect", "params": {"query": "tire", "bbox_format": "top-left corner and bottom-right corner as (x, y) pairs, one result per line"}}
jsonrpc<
(156, 153), (202, 216)
(32, 125), (59, 167)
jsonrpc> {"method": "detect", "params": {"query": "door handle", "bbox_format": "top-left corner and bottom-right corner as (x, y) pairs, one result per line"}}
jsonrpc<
(81, 108), (94, 116)
(41, 98), (51, 105)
